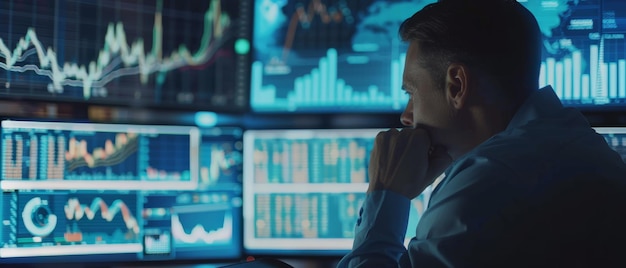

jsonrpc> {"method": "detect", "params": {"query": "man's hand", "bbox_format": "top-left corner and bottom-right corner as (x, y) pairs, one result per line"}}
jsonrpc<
(367, 128), (452, 199)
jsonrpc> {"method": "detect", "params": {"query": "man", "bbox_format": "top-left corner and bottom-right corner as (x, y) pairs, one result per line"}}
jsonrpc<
(338, 0), (626, 267)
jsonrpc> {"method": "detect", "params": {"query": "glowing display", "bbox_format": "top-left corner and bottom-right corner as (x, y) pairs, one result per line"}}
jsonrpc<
(1, 120), (199, 190)
(0, 122), (243, 264)
(243, 129), (431, 253)
(252, 0), (626, 113)
(532, 0), (626, 106)
(5, 192), (142, 258)
(0, 0), (251, 111)
(251, 0), (419, 112)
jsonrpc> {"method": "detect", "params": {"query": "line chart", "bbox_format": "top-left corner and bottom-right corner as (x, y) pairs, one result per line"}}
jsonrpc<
(1, 120), (196, 186)
(199, 143), (243, 185)
(281, 0), (353, 61)
(0, 0), (251, 110)
(172, 211), (232, 245)
(65, 133), (138, 171)
(64, 197), (140, 234)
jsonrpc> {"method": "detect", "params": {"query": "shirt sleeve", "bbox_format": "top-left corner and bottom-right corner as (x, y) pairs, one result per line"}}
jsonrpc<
(336, 190), (411, 268)
(402, 158), (526, 267)
(338, 157), (526, 268)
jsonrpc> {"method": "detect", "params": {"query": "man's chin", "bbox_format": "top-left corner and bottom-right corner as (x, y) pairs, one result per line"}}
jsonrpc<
(413, 123), (435, 138)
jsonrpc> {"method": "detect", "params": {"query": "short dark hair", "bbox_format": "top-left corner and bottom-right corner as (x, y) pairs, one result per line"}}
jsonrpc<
(399, 0), (542, 101)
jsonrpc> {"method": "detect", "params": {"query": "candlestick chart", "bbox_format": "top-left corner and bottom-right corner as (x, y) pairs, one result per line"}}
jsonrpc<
(0, 0), (251, 111)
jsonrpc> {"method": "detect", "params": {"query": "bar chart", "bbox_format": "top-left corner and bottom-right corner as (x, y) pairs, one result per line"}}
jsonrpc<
(250, 0), (427, 112)
(252, 0), (626, 112)
(540, 40), (626, 105)
(252, 48), (408, 112)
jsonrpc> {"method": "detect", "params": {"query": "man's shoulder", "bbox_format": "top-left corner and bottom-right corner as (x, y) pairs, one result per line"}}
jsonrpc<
(443, 122), (621, 190)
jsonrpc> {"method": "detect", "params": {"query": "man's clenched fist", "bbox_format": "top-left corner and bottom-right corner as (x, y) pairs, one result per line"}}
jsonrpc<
(367, 128), (452, 199)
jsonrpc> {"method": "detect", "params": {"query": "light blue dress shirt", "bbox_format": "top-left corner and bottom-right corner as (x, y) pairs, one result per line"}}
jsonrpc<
(337, 86), (626, 267)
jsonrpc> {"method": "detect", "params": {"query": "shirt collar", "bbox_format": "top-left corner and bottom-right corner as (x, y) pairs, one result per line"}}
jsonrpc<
(433, 86), (562, 197)
(505, 86), (562, 131)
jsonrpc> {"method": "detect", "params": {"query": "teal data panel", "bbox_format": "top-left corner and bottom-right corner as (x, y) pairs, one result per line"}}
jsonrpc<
(531, 0), (626, 106)
(243, 129), (433, 255)
(0, 0), (251, 111)
(1, 120), (197, 185)
(0, 120), (244, 264)
(251, 0), (626, 113)
(251, 0), (421, 113)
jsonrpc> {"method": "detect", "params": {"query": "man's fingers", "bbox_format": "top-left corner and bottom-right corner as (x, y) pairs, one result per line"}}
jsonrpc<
(368, 127), (440, 197)
(389, 128), (431, 184)
(400, 128), (431, 159)
(368, 131), (390, 192)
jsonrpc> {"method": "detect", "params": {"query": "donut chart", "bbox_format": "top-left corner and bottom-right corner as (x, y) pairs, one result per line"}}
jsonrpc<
(22, 197), (58, 237)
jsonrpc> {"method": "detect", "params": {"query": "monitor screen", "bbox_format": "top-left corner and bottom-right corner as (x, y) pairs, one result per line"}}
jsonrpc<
(595, 127), (626, 162)
(0, 0), (251, 112)
(533, 0), (626, 107)
(251, 0), (626, 113)
(0, 120), (243, 264)
(242, 129), (431, 255)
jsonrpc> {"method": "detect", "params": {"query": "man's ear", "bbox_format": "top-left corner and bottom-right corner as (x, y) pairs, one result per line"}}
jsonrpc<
(445, 63), (470, 109)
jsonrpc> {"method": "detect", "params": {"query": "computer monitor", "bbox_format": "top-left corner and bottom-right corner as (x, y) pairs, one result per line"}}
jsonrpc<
(595, 127), (626, 162)
(533, 0), (626, 108)
(0, 0), (251, 112)
(242, 129), (432, 255)
(251, 0), (626, 113)
(0, 120), (243, 265)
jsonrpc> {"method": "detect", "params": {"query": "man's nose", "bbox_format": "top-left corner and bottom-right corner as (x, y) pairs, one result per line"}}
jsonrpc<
(400, 103), (413, 127)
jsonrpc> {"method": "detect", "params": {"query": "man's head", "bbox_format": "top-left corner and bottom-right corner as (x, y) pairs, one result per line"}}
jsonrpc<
(398, 0), (542, 159)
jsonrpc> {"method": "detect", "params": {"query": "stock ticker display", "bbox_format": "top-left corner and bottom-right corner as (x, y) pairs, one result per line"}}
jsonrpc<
(243, 129), (431, 254)
(0, 121), (243, 263)
(0, 0), (251, 111)
(251, 0), (626, 113)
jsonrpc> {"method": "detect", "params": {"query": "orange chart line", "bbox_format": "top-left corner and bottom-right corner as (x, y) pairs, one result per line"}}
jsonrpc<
(65, 133), (138, 171)
(281, 0), (347, 62)
(64, 197), (140, 234)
